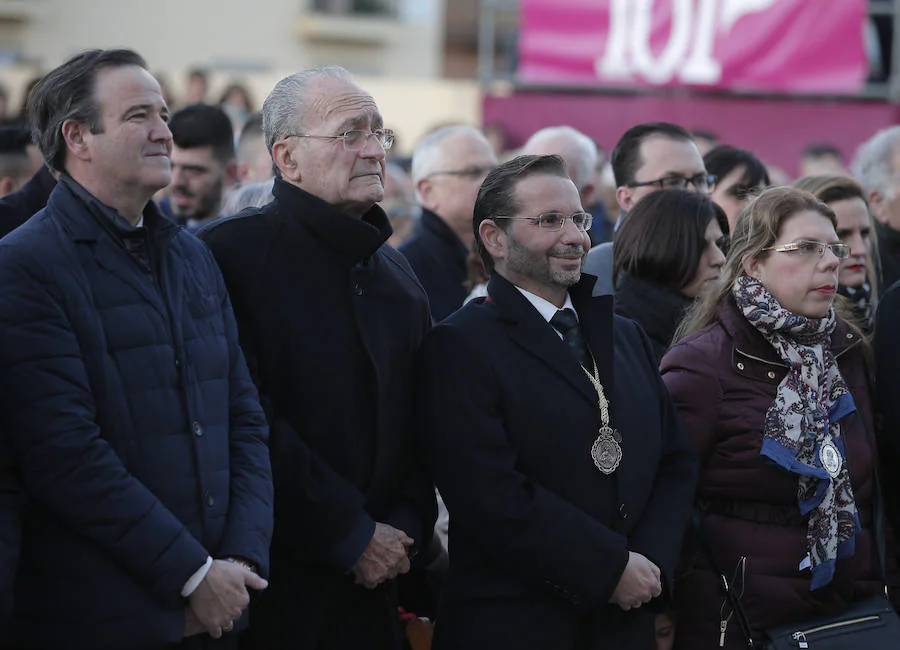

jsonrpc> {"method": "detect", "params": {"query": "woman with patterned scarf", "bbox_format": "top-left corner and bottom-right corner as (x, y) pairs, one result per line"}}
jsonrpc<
(659, 187), (895, 649)
(794, 175), (879, 335)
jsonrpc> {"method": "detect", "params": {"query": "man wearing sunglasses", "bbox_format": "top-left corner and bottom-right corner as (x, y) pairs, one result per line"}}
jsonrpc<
(418, 154), (697, 650)
(401, 125), (497, 322)
(583, 122), (709, 295)
(201, 66), (437, 650)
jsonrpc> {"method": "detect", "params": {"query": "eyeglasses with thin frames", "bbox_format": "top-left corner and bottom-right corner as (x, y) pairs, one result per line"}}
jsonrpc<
(285, 128), (394, 152)
(762, 240), (850, 260)
(628, 173), (716, 193)
(493, 211), (593, 232)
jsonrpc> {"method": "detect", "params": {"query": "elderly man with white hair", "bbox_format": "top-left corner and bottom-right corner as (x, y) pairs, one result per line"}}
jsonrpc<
(400, 125), (497, 322)
(519, 125), (608, 246)
(852, 125), (900, 289)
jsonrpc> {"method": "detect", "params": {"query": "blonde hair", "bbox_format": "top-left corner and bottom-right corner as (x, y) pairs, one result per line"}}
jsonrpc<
(674, 186), (836, 342)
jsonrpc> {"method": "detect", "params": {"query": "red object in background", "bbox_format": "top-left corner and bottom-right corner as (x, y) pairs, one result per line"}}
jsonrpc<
(482, 90), (900, 178)
(519, 0), (868, 95)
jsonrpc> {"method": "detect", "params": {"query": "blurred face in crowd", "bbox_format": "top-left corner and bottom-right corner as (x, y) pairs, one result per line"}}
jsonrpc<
(280, 76), (386, 217)
(868, 146), (900, 231)
(618, 135), (708, 212)
(681, 218), (726, 299)
(482, 173), (590, 307)
(170, 145), (231, 221)
(831, 196), (871, 289)
(711, 165), (765, 230)
(745, 210), (841, 318)
(417, 131), (496, 238)
(237, 134), (273, 186)
(73, 65), (172, 202)
(655, 613), (675, 650)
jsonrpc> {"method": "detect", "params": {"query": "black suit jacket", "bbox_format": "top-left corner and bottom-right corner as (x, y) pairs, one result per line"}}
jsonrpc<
(398, 209), (469, 322)
(0, 165), (56, 238)
(200, 180), (436, 649)
(419, 273), (698, 650)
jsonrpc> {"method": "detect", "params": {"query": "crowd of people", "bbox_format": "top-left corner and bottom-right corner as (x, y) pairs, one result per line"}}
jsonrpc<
(1, 46), (900, 650)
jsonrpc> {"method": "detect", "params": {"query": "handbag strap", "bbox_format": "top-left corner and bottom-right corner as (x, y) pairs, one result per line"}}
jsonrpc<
(691, 505), (756, 648)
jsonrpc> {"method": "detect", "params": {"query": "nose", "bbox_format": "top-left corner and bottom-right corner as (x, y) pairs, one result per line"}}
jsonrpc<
(711, 244), (726, 267)
(820, 247), (841, 270)
(151, 115), (172, 144)
(559, 216), (587, 244)
(359, 132), (386, 160)
(847, 232), (868, 259)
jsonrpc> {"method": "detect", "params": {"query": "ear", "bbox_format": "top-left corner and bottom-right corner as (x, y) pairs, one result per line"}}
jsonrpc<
(272, 140), (301, 183)
(742, 253), (761, 280)
(869, 190), (888, 224)
(478, 218), (508, 263)
(235, 162), (250, 184)
(0, 177), (14, 197)
(615, 185), (634, 212)
(416, 178), (435, 209)
(224, 160), (239, 187)
(580, 182), (596, 208)
(60, 119), (92, 163)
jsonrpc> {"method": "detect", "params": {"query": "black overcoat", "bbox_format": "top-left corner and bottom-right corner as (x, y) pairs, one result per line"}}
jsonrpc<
(418, 272), (698, 650)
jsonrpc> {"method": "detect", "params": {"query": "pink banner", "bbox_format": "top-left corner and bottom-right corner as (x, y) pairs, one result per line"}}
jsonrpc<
(518, 0), (868, 94)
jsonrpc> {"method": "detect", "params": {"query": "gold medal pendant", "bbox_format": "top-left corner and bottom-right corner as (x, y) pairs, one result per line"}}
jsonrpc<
(591, 426), (623, 475)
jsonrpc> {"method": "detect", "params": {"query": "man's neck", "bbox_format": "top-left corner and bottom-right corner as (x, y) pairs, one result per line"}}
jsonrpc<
(69, 173), (148, 226)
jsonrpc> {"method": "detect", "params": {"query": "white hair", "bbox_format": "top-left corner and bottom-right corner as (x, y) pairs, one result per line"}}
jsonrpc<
(851, 125), (900, 199)
(223, 178), (275, 216)
(261, 65), (355, 155)
(411, 125), (487, 203)
(520, 125), (598, 191)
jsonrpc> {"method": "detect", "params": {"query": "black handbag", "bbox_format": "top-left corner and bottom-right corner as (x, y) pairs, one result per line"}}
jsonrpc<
(693, 412), (900, 649)
(761, 595), (900, 649)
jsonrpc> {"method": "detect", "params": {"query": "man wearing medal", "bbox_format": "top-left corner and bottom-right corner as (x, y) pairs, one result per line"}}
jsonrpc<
(418, 154), (699, 649)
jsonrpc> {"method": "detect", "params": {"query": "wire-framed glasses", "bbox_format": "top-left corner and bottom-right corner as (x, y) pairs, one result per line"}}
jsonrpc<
(286, 128), (394, 151)
(493, 211), (593, 232)
(761, 240), (850, 260)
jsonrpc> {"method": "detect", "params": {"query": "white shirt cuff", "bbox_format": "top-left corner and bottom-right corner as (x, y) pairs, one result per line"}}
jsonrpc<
(181, 556), (213, 597)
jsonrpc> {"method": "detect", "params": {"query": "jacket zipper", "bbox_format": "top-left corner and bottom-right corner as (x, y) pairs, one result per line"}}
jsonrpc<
(792, 615), (880, 647)
(735, 336), (861, 370)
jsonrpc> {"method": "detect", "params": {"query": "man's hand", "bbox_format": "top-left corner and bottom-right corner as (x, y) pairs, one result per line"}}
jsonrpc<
(609, 551), (662, 611)
(184, 608), (205, 637)
(351, 522), (414, 589)
(188, 559), (269, 638)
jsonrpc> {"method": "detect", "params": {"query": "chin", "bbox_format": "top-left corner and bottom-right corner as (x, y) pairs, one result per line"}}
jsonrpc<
(839, 273), (867, 288)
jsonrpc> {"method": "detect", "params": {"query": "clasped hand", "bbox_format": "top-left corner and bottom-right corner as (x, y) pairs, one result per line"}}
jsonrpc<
(184, 559), (268, 638)
(352, 522), (414, 589)
(609, 551), (663, 611)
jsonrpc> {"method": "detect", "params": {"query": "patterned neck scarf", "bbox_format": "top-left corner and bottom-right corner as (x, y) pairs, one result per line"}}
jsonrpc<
(732, 274), (859, 589)
(838, 282), (874, 334)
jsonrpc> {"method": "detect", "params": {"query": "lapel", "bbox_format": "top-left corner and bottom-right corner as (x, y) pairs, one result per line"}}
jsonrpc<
(573, 274), (615, 391)
(487, 273), (600, 406)
(56, 186), (170, 323)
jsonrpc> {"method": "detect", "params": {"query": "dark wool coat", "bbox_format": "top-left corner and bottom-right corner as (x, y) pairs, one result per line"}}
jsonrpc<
(200, 179), (436, 650)
(661, 297), (888, 650)
(0, 178), (272, 649)
(419, 272), (698, 650)
(0, 165), (56, 238)
(398, 208), (469, 323)
(614, 275), (692, 363)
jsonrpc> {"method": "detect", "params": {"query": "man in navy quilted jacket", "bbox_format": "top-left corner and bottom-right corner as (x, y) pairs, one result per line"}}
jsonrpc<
(0, 49), (273, 649)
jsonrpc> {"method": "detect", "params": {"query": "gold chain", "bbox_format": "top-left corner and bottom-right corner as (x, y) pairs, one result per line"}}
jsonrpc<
(582, 359), (610, 428)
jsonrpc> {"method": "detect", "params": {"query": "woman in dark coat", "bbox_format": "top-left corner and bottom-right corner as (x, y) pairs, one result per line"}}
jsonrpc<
(613, 189), (727, 361)
(661, 187), (890, 649)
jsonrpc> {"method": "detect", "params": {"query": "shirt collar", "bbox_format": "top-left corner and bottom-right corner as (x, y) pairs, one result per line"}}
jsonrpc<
(515, 286), (576, 324)
(59, 174), (144, 232)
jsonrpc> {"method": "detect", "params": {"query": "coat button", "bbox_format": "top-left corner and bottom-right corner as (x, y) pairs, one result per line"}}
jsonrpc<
(846, 333), (853, 339)
(174, 357), (181, 369)
(767, 371), (776, 379)
(352, 282), (363, 296)
(205, 491), (215, 507)
(619, 503), (629, 519)
(192, 421), (203, 437)
(737, 362), (745, 370)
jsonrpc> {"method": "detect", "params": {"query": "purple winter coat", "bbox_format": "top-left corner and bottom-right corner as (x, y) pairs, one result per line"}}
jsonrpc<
(660, 297), (888, 650)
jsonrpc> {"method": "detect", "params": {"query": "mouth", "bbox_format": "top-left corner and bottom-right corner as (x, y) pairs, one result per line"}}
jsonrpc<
(844, 263), (866, 272)
(814, 285), (836, 294)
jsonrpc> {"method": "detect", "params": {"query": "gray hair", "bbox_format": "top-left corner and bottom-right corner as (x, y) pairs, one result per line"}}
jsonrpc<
(851, 125), (900, 199)
(261, 65), (355, 156)
(27, 48), (148, 173)
(411, 125), (488, 203)
(520, 125), (598, 191)
(223, 178), (274, 216)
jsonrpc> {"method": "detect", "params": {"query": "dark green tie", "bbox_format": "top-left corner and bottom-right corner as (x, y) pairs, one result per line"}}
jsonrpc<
(550, 308), (589, 368)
